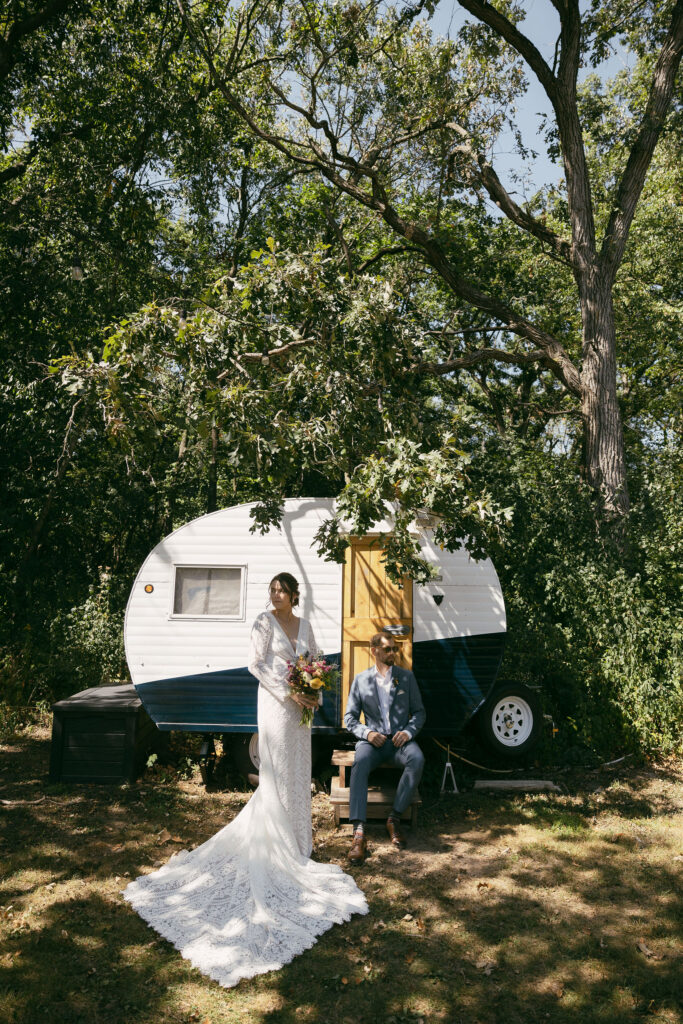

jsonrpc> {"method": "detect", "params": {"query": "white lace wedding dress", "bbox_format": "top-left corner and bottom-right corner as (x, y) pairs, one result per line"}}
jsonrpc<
(123, 611), (368, 987)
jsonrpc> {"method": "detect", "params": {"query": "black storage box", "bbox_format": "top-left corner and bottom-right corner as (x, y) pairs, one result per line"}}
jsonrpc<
(49, 683), (159, 784)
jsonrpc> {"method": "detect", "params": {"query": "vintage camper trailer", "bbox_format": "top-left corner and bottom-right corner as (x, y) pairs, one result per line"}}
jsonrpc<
(124, 497), (540, 773)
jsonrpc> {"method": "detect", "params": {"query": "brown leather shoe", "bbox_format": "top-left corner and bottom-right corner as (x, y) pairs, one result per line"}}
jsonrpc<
(386, 817), (407, 848)
(348, 831), (367, 865)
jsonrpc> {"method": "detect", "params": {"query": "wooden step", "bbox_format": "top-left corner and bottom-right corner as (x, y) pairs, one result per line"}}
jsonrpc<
(330, 776), (421, 827)
(331, 749), (355, 767)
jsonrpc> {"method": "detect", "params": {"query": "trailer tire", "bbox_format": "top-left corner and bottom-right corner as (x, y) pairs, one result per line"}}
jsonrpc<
(230, 733), (332, 785)
(231, 733), (260, 785)
(476, 683), (541, 759)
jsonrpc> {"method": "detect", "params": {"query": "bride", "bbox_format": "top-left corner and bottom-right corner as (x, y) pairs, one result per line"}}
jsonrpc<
(124, 571), (368, 988)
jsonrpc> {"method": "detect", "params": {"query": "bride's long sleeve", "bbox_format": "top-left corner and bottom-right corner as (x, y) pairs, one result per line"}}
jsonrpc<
(306, 621), (319, 658)
(248, 612), (290, 703)
(305, 622), (324, 706)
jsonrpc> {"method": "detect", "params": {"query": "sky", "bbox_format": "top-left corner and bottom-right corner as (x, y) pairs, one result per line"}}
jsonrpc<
(428, 0), (636, 194)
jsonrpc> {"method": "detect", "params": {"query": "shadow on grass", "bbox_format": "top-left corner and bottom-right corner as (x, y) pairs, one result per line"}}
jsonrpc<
(1, 730), (680, 1024)
(1, 891), (190, 1023)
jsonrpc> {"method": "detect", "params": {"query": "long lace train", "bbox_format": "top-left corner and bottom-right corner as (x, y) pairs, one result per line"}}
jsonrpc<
(124, 612), (368, 987)
(123, 783), (368, 987)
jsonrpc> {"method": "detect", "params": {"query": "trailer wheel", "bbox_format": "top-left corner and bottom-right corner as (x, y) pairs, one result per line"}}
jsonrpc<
(230, 733), (332, 784)
(476, 684), (541, 758)
(231, 733), (260, 785)
(198, 735), (217, 785)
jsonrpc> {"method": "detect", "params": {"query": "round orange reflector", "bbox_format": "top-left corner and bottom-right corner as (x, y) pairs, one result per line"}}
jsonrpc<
(144, 584), (154, 594)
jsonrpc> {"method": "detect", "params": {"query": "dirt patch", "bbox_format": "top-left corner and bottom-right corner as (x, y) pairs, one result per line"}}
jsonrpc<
(1, 727), (681, 1024)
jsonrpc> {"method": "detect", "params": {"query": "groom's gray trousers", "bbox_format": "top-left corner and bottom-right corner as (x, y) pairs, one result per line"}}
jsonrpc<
(348, 738), (424, 823)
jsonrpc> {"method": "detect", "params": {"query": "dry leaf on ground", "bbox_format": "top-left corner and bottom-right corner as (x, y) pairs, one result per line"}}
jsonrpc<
(475, 959), (496, 975)
(0, 796), (45, 806)
(637, 940), (660, 959)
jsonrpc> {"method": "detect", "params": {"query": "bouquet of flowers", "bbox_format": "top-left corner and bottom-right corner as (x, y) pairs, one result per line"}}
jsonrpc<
(286, 651), (339, 727)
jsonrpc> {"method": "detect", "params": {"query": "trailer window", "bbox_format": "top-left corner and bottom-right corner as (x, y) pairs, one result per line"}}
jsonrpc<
(172, 566), (244, 618)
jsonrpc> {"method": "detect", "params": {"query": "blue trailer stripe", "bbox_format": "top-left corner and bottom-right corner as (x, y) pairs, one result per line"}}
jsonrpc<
(134, 655), (341, 733)
(134, 636), (505, 735)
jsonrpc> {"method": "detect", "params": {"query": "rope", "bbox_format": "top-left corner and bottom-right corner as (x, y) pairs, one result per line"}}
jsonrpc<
(431, 736), (517, 774)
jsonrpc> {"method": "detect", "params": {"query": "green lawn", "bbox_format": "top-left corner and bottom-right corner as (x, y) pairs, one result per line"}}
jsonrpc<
(1, 726), (681, 1024)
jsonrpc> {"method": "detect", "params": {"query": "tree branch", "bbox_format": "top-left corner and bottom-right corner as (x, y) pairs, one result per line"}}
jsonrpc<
(323, 208), (354, 275)
(0, 122), (93, 186)
(19, 397), (80, 569)
(457, 0), (597, 277)
(455, 0), (557, 99)
(0, 0), (76, 82)
(425, 326), (504, 337)
(222, 334), (566, 393)
(553, 0), (582, 91)
(600, 0), (683, 281)
(214, 335), (316, 378)
(447, 122), (573, 265)
(356, 244), (419, 273)
(177, 0), (581, 398)
(411, 346), (554, 377)
(372, 204), (582, 396)
(176, 0), (325, 174)
(242, 337), (314, 363)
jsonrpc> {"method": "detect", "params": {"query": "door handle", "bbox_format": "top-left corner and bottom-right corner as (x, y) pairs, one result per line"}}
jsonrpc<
(382, 624), (411, 637)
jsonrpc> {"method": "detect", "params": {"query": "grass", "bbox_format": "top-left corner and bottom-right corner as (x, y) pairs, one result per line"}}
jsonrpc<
(0, 725), (681, 1024)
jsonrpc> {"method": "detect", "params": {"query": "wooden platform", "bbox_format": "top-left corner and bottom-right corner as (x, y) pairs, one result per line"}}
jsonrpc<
(473, 779), (561, 793)
(50, 683), (160, 784)
(329, 749), (421, 827)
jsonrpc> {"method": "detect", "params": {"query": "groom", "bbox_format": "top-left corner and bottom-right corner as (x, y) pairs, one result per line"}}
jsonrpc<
(343, 631), (426, 865)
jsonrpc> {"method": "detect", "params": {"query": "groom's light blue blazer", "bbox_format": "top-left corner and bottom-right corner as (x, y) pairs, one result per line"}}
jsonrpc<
(344, 665), (426, 744)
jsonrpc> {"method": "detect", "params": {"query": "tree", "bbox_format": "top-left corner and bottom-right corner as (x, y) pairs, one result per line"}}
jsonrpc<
(2, 1), (681, 755)
(0, 0), (287, 692)
(176, 0), (683, 517)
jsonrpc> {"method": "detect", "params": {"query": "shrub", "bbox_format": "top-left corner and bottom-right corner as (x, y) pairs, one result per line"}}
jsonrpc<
(479, 438), (683, 757)
(48, 568), (128, 696)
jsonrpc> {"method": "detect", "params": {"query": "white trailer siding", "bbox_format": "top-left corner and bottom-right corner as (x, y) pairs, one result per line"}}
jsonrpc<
(124, 498), (507, 734)
(125, 498), (344, 686)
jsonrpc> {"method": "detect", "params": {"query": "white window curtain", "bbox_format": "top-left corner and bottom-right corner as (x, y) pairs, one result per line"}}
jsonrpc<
(173, 567), (242, 616)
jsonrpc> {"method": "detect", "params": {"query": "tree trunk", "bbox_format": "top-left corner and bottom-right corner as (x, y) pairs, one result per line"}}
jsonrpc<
(579, 275), (630, 516)
(207, 423), (219, 514)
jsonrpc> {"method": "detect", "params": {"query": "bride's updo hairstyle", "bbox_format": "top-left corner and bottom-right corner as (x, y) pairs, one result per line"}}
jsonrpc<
(269, 572), (300, 607)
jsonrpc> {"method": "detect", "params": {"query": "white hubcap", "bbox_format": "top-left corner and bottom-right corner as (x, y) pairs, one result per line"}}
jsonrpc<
(491, 697), (533, 746)
(248, 732), (261, 770)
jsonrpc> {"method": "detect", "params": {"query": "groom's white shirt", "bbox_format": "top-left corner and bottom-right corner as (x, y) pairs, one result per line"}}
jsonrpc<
(373, 666), (393, 733)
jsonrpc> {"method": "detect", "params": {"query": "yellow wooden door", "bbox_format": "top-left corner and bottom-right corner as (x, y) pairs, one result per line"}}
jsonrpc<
(341, 537), (413, 712)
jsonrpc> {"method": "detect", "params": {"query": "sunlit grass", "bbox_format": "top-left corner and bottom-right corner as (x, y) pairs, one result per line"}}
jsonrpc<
(1, 727), (681, 1024)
